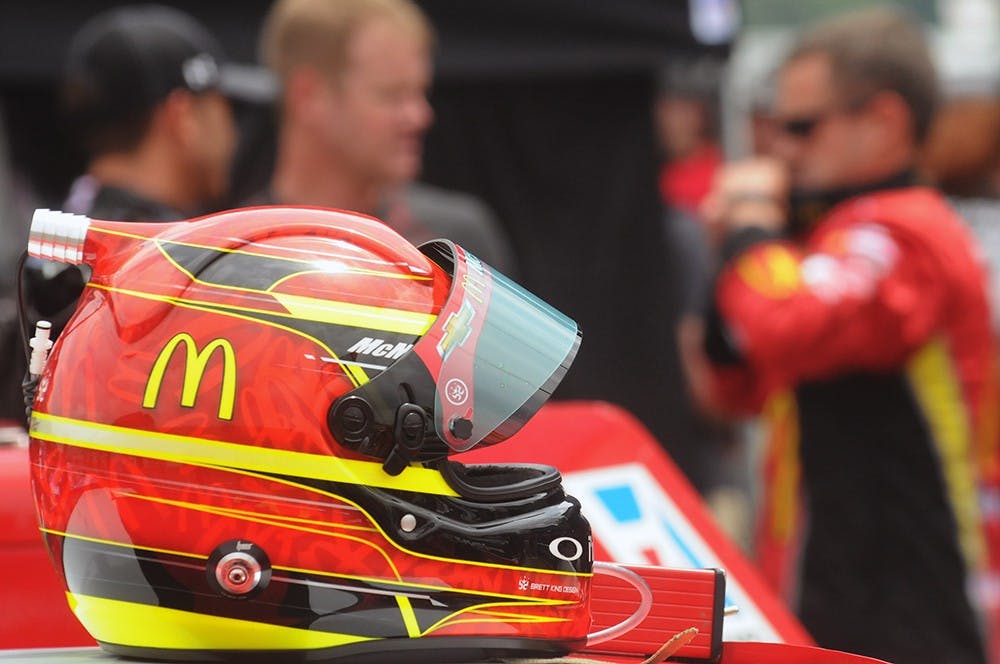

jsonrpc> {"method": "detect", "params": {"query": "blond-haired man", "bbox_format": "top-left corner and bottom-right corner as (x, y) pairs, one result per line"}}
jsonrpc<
(258, 0), (514, 273)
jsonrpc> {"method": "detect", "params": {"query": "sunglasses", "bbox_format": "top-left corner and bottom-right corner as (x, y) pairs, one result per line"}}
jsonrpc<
(773, 98), (871, 139)
(776, 114), (830, 138)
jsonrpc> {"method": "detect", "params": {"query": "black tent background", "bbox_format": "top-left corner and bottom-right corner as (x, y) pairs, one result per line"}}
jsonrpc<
(0, 0), (734, 491)
(419, 1), (734, 491)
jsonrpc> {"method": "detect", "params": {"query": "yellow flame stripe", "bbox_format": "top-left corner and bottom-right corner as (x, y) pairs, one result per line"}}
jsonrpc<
(125, 494), (379, 533)
(31, 411), (458, 496)
(420, 599), (572, 636)
(473, 608), (565, 621)
(45, 527), (580, 609)
(91, 225), (432, 280)
(34, 414), (594, 581)
(86, 282), (369, 387)
(270, 292), (434, 336)
(206, 464), (592, 581)
(123, 493), (403, 580)
(435, 616), (567, 628)
(151, 237), (435, 336)
(53, 531), (569, 647)
(41, 527), (207, 561)
(396, 596), (422, 637)
(67, 592), (375, 650)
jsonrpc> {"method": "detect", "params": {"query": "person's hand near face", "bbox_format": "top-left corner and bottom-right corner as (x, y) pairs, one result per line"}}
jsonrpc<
(700, 157), (789, 245)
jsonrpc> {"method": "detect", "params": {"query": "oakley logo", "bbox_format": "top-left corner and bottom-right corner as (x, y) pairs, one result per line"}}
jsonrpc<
(549, 537), (584, 562)
(347, 337), (413, 360)
(142, 333), (236, 420)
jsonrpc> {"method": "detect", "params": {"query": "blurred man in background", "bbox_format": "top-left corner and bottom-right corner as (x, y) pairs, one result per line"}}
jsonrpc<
(695, 7), (992, 663)
(61, 4), (247, 223)
(258, 0), (515, 274)
(655, 57), (723, 217)
(22, 3), (262, 338)
(7, 4), (263, 424)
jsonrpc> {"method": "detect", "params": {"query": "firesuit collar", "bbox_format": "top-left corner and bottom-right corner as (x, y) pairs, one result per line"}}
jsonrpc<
(719, 226), (781, 264)
(788, 169), (919, 237)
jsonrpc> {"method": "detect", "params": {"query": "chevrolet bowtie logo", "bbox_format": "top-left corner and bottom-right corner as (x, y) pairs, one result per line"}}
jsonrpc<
(436, 301), (475, 360)
(142, 333), (237, 420)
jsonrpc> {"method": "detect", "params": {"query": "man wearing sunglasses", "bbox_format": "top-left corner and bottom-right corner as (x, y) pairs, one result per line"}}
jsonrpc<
(696, 7), (993, 664)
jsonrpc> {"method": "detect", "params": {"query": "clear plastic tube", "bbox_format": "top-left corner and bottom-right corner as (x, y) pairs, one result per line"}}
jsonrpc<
(585, 561), (653, 646)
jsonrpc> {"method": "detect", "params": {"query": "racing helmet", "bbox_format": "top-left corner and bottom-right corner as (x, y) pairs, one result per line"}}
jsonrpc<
(26, 206), (591, 662)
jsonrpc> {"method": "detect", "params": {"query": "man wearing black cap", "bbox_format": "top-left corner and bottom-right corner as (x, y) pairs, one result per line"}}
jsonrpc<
(23, 4), (267, 339)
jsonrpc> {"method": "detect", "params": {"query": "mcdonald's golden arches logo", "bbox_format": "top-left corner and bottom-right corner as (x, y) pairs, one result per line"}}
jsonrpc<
(142, 333), (237, 420)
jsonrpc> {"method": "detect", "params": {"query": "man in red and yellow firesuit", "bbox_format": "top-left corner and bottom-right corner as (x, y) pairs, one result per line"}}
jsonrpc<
(694, 7), (997, 664)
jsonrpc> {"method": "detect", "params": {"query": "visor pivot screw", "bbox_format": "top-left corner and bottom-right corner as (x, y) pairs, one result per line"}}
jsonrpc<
(449, 417), (473, 441)
(207, 540), (271, 599)
(215, 551), (263, 596)
(342, 405), (367, 433)
(330, 397), (375, 453)
(227, 566), (247, 586)
(400, 514), (417, 533)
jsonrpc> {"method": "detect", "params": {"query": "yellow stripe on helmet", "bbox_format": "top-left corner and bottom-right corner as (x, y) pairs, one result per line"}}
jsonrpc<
(68, 592), (375, 650)
(271, 292), (435, 336)
(31, 412), (458, 496)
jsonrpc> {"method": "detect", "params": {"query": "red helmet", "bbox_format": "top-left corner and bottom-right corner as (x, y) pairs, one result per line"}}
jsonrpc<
(26, 206), (590, 661)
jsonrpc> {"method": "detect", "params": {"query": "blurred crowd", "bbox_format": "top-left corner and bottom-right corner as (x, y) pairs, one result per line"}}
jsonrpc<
(4, 1), (1000, 663)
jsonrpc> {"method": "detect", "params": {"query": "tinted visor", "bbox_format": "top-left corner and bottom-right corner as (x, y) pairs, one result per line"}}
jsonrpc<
(414, 241), (580, 452)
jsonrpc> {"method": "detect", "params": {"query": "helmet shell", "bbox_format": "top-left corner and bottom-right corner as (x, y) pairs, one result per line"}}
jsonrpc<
(29, 207), (592, 661)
